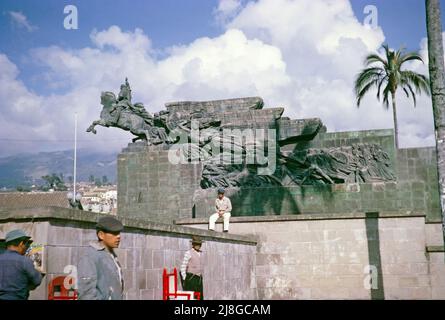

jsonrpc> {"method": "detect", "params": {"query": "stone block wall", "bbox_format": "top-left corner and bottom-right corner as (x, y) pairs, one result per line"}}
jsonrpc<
(425, 221), (445, 299)
(192, 130), (440, 221)
(165, 97), (264, 113)
(178, 212), (445, 300)
(0, 207), (257, 300)
(193, 181), (435, 219)
(396, 147), (441, 222)
(428, 251), (445, 299)
(118, 127), (440, 224)
(118, 143), (202, 223)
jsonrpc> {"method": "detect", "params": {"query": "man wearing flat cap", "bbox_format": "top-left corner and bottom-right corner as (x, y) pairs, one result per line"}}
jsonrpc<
(180, 235), (204, 299)
(78, 216), (124, 300)
(0, 229), (43, 300)
(209, 188), (232, 232)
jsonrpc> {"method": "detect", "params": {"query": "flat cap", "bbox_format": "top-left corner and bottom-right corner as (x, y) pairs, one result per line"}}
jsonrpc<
(5, 229), (32, 243)
(190, 235), (204, 245)
(217, 187), (225, 194)
(96, 216), (123, 233)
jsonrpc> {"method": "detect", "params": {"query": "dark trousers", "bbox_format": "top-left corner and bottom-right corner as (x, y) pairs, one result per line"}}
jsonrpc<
(183, 272), (203, 300)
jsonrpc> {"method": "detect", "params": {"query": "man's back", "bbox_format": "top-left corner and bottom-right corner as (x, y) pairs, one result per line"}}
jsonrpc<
(0, 250), (42, 300)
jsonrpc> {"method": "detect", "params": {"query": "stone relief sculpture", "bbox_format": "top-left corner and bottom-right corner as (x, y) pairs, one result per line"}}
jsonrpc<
(277, 143), (395, 185)
(88, 79), (395, 187)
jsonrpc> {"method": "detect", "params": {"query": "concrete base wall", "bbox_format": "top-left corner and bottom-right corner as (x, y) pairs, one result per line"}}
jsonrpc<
(0, 207), (257, 300)
(178, 212), (445, 300)
(429, 251), (445, 299)
(2, 207), (443, 300)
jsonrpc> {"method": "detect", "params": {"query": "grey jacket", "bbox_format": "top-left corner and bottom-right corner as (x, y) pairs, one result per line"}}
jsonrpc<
(78, 241), (123, 300)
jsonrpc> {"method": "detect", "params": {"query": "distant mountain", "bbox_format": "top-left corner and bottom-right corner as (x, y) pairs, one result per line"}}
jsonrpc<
(0, 149), (118, 188)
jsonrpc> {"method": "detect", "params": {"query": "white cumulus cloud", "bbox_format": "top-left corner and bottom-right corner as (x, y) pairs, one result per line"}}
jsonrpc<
(224, 0), (433, 147)
(8, 11), (38, 32)
(0, 0), (437, 158)
(0, 25), (290, 156)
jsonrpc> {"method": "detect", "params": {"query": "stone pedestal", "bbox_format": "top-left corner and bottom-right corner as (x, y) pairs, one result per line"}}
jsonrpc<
(118, 142), (202, 223)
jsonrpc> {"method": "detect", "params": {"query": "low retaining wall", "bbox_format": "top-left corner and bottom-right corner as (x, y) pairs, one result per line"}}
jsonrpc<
(176, 211), (445, 300)
(0, 207), (257, 300)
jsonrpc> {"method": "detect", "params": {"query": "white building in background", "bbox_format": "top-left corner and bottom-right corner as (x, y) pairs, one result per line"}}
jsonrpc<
(103, 190), (117, 201)
(79, 185), (117, 215)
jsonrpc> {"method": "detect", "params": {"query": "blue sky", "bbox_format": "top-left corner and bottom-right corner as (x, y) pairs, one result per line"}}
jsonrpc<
(0, 0), (443, 156)
(1, 0), (442, 95)
(1, 0), (222, 93)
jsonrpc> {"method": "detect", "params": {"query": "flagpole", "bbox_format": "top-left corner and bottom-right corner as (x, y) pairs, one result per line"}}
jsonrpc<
(73, 113), (77, 199)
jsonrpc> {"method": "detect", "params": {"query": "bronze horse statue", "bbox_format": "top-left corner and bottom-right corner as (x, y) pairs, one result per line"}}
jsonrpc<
(86, 91), (171, 144)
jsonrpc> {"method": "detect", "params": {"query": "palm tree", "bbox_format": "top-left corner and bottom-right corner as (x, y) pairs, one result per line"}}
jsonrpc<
(354, 45), (430, 149)
(425, 0), (445, 243)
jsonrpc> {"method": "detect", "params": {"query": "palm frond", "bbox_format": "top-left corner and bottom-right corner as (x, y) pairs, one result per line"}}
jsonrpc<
(382, 44), (391, 57)
(355, 67), (385, 90)
(394, 48), (403, 66)
(401, 83), (417, 106)
(400, 52), (424, 64)
(406, 83), (417, 106)
(376, 76), (388, 101)
(381, 84), (391, 109)
(356, 79), (381, 106)
(365, 54), (388, 68)
(400, 70), (431, 95)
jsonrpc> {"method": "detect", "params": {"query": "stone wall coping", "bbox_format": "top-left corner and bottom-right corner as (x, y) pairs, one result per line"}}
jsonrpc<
(0, 207), (257, 245)
(175, 210), (426, 225)
(426, 246), (445, 253)
(320, 128), (394, 137)
(426, 219), (444, 224)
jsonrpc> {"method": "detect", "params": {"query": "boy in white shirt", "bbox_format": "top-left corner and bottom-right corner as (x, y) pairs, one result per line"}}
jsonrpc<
(208, 188), (232, 233)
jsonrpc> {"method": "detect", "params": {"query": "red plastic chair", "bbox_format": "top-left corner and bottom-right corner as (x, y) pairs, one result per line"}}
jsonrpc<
(162, 268), (200, 300)
(48, 276), (78, 300)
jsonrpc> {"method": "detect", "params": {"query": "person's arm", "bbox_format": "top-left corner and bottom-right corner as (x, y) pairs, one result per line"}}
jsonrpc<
(215, 199), (219, 212)
(78, 253), (101, 300)
(23, 258), (43, 290)
(226, 197), (232, 212)
(180, 250), (191, 280)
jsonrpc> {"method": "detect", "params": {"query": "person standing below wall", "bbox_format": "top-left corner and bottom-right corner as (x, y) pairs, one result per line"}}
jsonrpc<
(0, 239), (5, 255)
(0, 230), (43, 300)
(209, 188), (232, 232)
(180, 235), (204, 300)
(78, 216), (124, 300)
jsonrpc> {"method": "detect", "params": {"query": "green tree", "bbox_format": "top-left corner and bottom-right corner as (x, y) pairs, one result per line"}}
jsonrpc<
(355, 44), (430, 148)
(16, 186), (30, 192)
(41, 173), (67, 191)
(95, 178), (102, 187)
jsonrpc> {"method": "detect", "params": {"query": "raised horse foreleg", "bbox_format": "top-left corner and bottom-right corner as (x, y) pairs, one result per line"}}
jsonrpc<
(86, 120), (107, 134)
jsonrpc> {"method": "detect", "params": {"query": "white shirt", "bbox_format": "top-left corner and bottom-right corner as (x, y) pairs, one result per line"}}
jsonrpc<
(215, 196), (232, 213)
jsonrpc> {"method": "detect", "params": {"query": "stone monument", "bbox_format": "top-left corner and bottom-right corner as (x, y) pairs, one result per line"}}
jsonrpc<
(87, 79), (440, 224)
